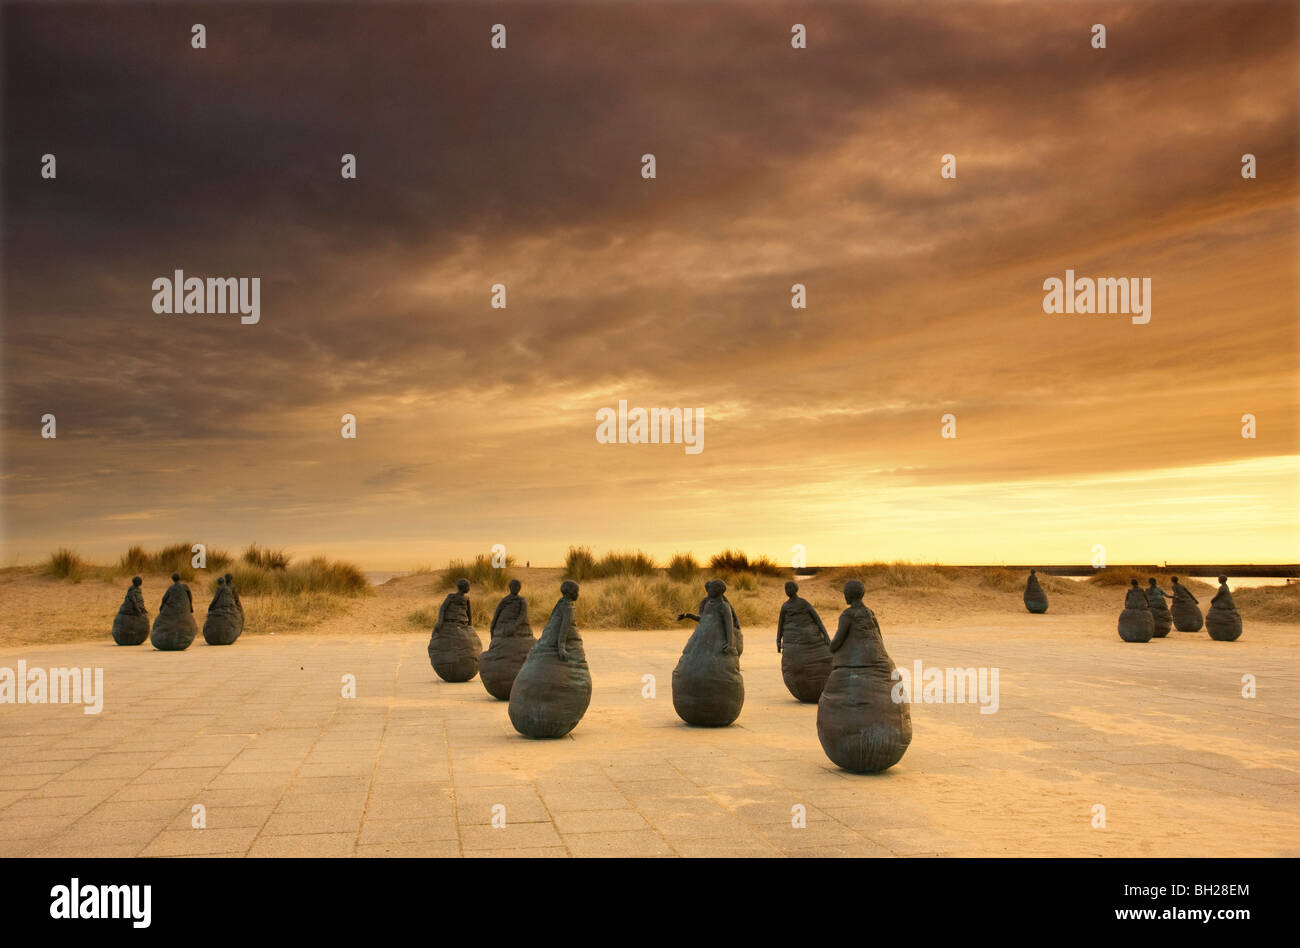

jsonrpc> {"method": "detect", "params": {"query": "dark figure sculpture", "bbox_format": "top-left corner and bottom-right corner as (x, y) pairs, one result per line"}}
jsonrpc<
(678, 581), (743, 656)
(508, 581), (592, 738)
(427, 578), (482, 681)
(1145, 578), (1172, 638)
(480, 579), (537, 700)
(672, 579), (744, 726)
(203, 575), (243, 646)
(1205, 576), (1243, 642)
(151, 572), (198, 651)
(112, 576), (150, 645)
(1023, 569), (1048, 614)
(776, 581), (832, 702)
(1117, 579), (1154, 642)
(816, 580), (911, 773)
(1170, 576), (1204, 632)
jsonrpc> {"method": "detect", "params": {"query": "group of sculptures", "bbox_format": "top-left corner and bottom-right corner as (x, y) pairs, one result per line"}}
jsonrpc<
(110, 573), (244, 650)
(427, 577), (911, 775)
(1023, 569), (1244, 642)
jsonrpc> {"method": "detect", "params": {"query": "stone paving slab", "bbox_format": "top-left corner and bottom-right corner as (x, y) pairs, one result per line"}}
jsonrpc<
(1, 620), (1297, 857)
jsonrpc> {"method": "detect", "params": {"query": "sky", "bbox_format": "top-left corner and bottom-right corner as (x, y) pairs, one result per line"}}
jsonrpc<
(2, 1), (1297, 570)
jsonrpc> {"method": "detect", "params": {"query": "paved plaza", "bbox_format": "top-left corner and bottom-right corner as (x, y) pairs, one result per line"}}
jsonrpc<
(1, 618), (1297, 857)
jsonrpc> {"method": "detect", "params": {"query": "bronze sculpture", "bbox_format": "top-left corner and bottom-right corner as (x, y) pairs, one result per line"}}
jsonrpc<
(1023, 569), (1049, 614)
(508, 581), (592, 738)
(111, 576), (150, 646)
(428, 578), (483, 681)
(816, 580), (911, 773)
(1170, 576), (1204, 632)
(1205, 576), (1243, 641)
(1117, 578), (1154, 642)
(1144, 578), (1172, 638)
(672, 579), (744, 726)
(776, 581), (832, 702)
(203, 575), (243, 646)
(480, 579), (537, 700)
(151, 572), (198, 651)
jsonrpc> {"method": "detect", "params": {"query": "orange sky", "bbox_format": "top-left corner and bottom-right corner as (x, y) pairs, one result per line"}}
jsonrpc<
(2, 1), (1297, 569)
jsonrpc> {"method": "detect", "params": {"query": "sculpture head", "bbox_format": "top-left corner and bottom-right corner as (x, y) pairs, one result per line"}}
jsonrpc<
(784, 580), (798, 597)
(704, 579), (726, 598)
(456, 578), (470, 594)
(1148, 577), (1157, 586)
(1218, 575), (1228, 584)
(132, 576), (142, 587)
(224, 572), (234, 585)
(1030, 569), (1037, 576)
(1172, 576), (1180, 583)
(171, 572), (180, 583)
(843, 579), (865, 604)
(560, 580), (579, 601)
(1131, 578), (1139, 587)
(508, 579), (521, 594)
(216, 576), (224, 585)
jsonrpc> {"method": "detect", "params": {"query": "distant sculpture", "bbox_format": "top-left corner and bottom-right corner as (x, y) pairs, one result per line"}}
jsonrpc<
(508, 581), (592, 738)
(1145, 578), (1172, 638)
(203, 575), (243, 646)
(150, 573), (198, 651)
(1169, 576), (1204, 632)
(672, 579), (744, 726)
(1117, 578), (1154, 642)
(480, 579), (537, 700)
(1205, 576), (1243, 642)
(427, 578), (482, 681)
(1023, 569), (1048, 614)
(678, 580), (743, 656)
(111, 576), (149, 646)
(817, 580), (911, 773)
(776, 581), (832, 702)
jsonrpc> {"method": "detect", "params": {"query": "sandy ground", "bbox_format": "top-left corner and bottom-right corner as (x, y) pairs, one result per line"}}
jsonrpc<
(0, 576), (1296, 857)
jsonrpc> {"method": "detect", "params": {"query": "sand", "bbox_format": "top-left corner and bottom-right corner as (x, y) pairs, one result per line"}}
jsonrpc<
(0, 570), (1296, 857)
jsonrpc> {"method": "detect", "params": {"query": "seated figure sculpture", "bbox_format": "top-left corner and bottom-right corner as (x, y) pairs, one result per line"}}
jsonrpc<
(508, 581), (592, 738)
(112, 576), (150, 646)
(203, 575), (243, 646)
(1170, 576), (1204, 632)
(1117, 578), (1154, 642)
(1023, 569), (1048, 614)
(427, 578), (482, 682)
(480, 579), (537, 700)
(672, 579), (744, 726)
(1205, 576), (1243, 642)
(776, 581), (832, 702)
(816, 580), (911, 773)
(1145, 578), (1173, 638)
(151, 572), (198, 651)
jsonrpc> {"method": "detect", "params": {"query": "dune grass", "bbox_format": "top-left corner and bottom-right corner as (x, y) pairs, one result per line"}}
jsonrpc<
(439, 553), (518, 592)
(666, 552), (700, 582)
(562, 546), (658, 581)
(708, 549), (785, 576)
(44, 548), (89, 582)
(116, 542), (234, 581)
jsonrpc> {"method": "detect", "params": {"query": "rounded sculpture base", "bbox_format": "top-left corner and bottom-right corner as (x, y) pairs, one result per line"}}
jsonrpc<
(780, 646), (831, 703)
(1205, 610), (1242, 642)
(151, 616), (198, 651)
(1150, 610), (1172, 638)
(203, 613), (242, 646)
(508, 651), (592, 738)
(1118, 609), (1154, 642)
(428, 624), (483, 683)
(112, 614), (149, 646)
(480, 636), (535, 700)
(816, 666), (911, 774)
(1024, 600), (1048, 615)
(671, 652), (743, 727)
(1172, 605), (1204, 633)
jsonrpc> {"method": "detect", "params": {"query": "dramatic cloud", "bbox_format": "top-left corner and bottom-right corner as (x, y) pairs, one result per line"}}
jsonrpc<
(2, 1), (1296, 567)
